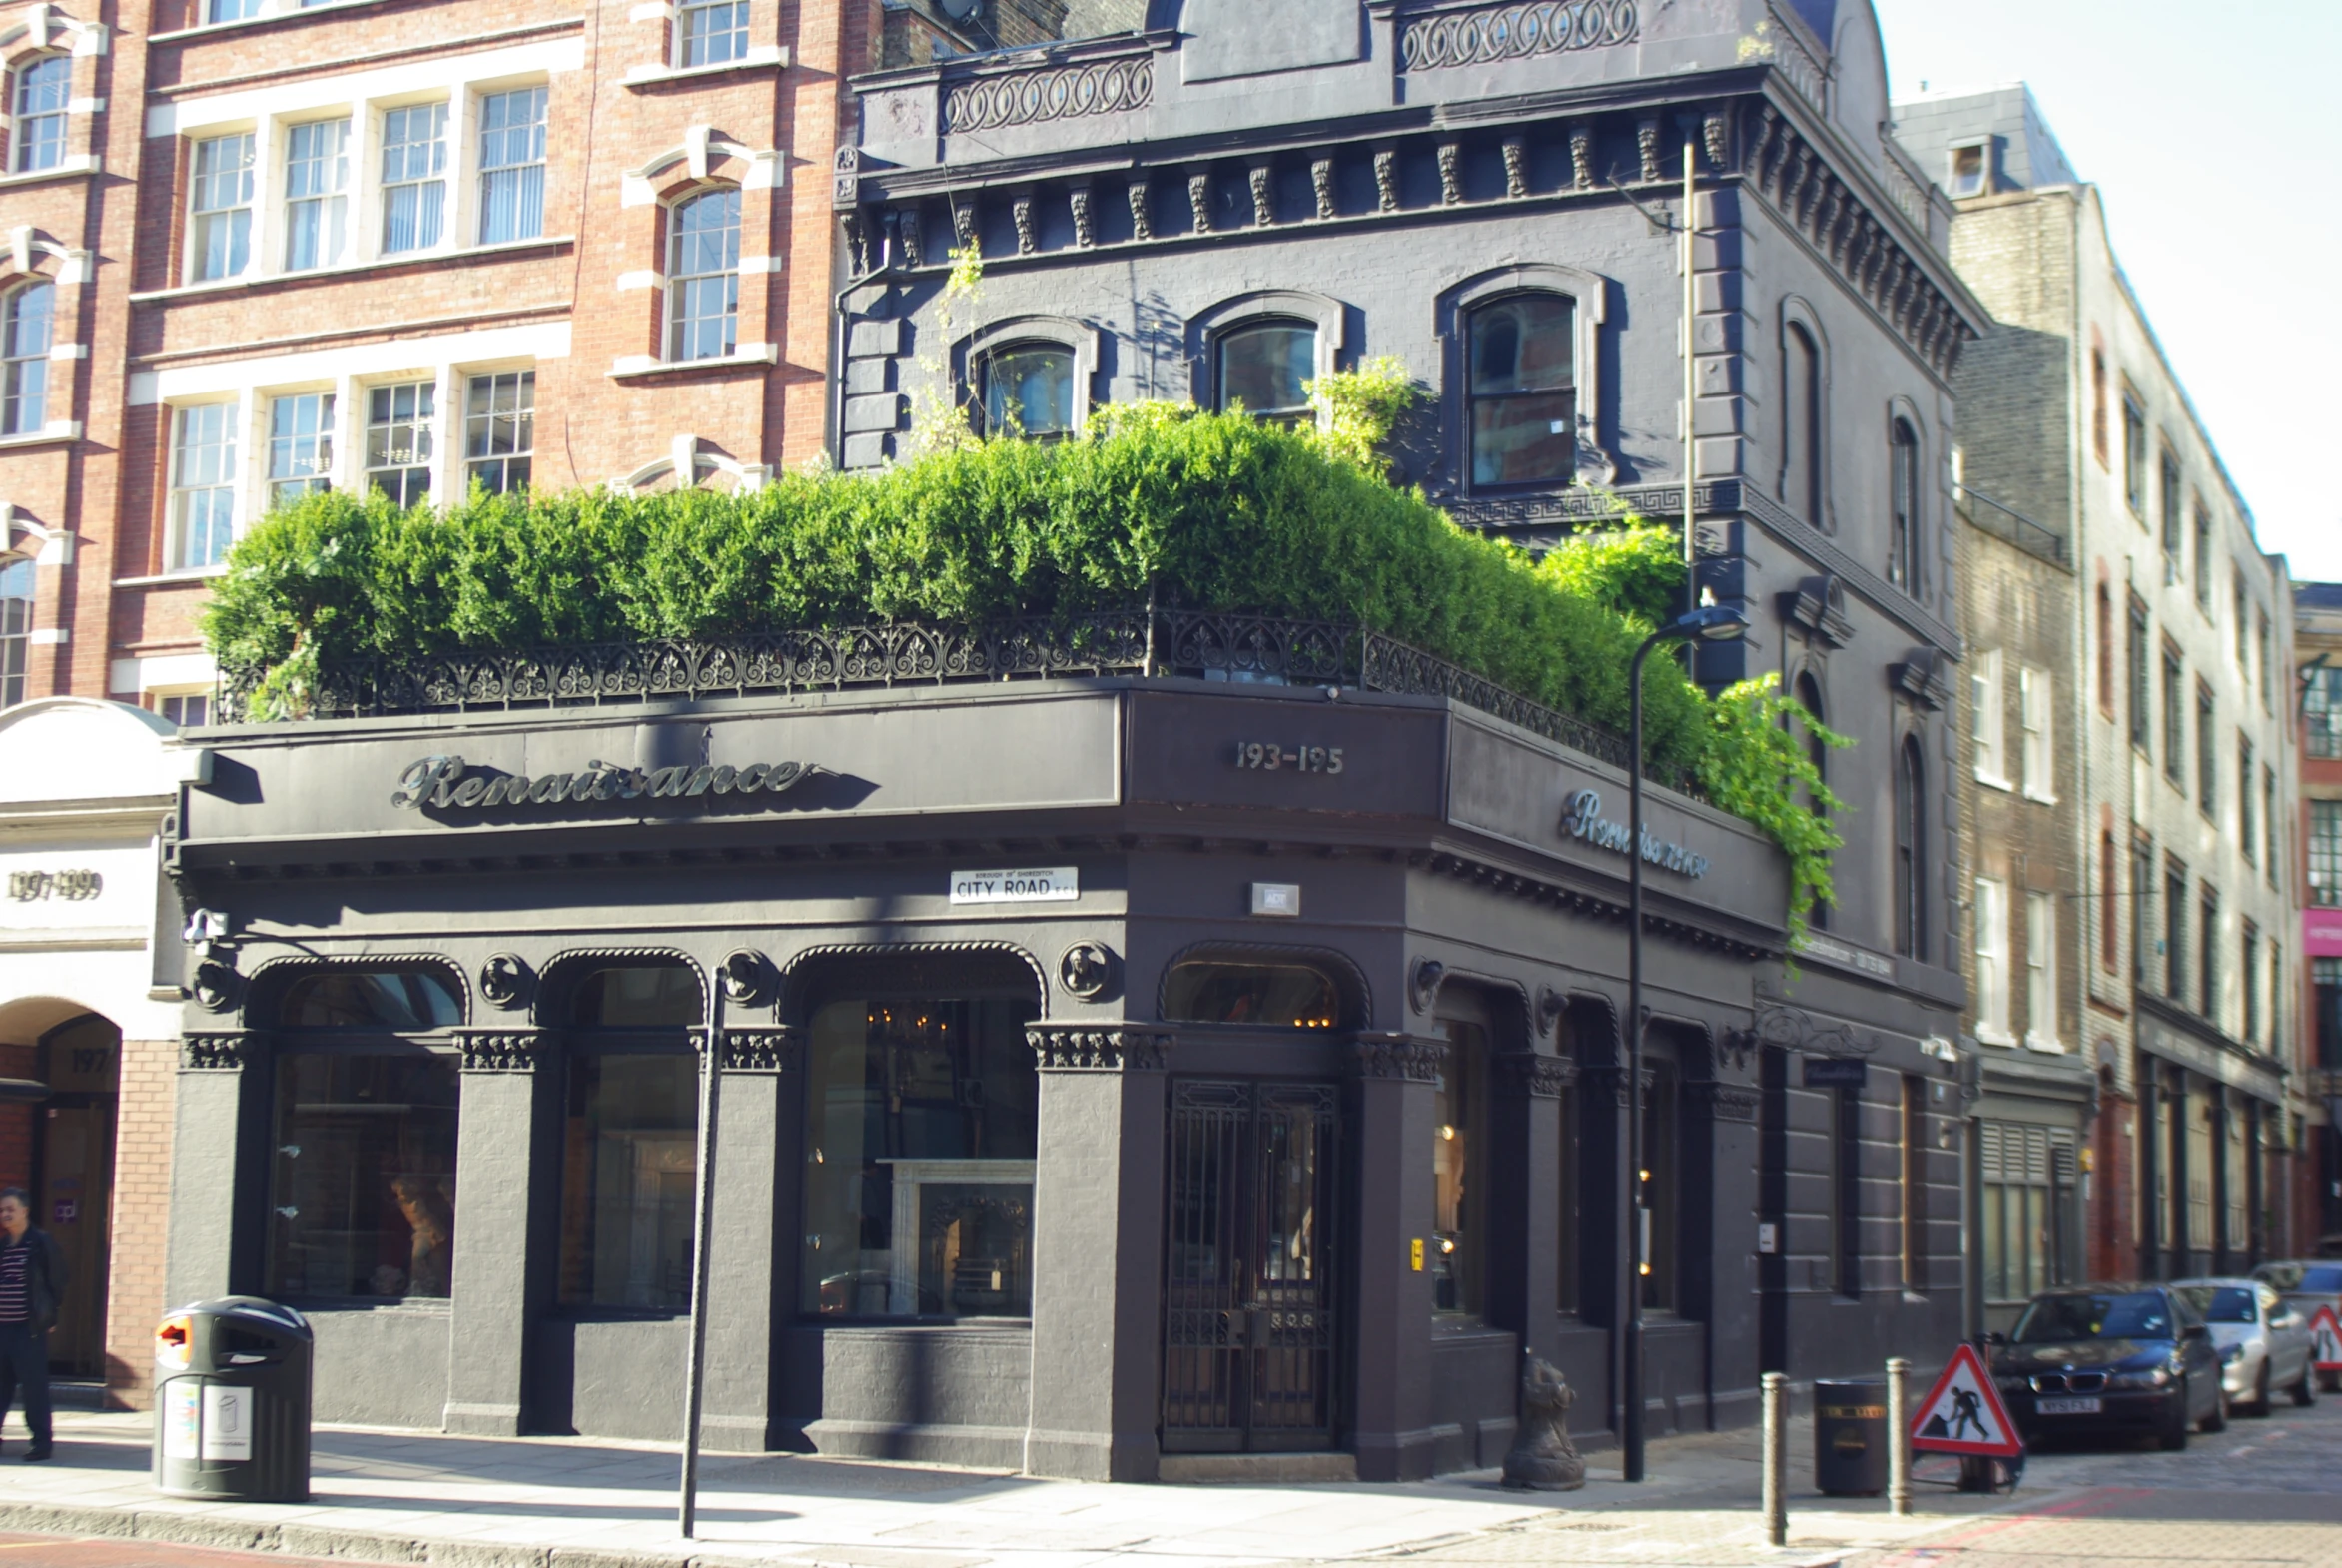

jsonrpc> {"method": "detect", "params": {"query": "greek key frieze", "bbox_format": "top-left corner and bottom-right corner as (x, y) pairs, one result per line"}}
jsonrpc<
(942, 56), (1153, 135)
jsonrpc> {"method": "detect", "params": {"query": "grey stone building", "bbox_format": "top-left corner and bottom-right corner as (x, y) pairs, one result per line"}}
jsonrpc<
(1898, 86), (2303, 1288)
(824, 0), (1984, 1461)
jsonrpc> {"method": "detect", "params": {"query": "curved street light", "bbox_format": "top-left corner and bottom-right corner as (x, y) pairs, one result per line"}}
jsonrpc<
(1623, 600), (1748, 1482)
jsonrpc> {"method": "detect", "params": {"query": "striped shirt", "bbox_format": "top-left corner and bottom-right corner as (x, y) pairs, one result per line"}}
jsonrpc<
(0, 1241), (28, 1323)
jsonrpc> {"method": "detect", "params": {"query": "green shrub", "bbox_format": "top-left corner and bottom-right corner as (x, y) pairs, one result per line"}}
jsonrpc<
(203, 405), (1842, 941)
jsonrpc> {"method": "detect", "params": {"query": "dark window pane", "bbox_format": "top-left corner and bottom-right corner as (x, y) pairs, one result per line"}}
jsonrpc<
(982, 346), (1075, 438)
(269, 1052), (458, 1299)
(801, 997), (1040, 1318)
(1431, 1020), (1484, 1315)
(1470, 392), (1575, 486)
(570, 965), (700, 1027)
(279, 970), (462, 1030)
(1216, 323), (1313, 420)
(1468, 295), (1572, 393)
(1162, 962), (1338, 1028)
(558, 1053), (698, 1310)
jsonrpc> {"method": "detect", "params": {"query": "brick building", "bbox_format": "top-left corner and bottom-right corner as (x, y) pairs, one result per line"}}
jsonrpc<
(1899, 85), (2305, 1291)
(0, 0), (882, 1405)
(2299, 580), (2342, 1244)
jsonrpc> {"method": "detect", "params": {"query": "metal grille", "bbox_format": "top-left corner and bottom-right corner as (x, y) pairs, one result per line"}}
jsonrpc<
(1162, 1079), (1341, 1451)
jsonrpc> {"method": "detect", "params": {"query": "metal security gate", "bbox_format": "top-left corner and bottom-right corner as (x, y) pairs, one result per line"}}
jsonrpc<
(1162, 1080), (1342, 1452)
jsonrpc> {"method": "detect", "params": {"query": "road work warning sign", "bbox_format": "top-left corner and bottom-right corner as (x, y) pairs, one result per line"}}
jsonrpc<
(1910, 1342), (2023, 1459)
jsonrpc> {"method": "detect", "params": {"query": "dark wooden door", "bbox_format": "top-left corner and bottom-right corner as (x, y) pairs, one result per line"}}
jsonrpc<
(1161, 1080), (1340, 1452)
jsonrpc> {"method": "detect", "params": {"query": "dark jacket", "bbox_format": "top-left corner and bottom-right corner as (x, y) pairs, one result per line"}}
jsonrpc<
(0, 1228), (66, 1335)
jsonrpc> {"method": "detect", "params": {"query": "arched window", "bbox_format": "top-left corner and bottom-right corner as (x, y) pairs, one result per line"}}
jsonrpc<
(1466, 293), (1575, 487)
(10, 56), (68, 174)
(1163, 960), (1339, 1028)
(1889, 418), (1921, 591)
(1895, 736), (1927, 959)
(1783, 321), (1822, 522)
(1215, 320), (1315, 427)
(979, 342), (1075, 440)
(1796, 672), (1830, 931)
(667, 187), (740, 363)
(269, 968), (462, 1302)
(1, 283), (52, 437)
(561, 962), (702, 1311)
(0, 555), (32, 709)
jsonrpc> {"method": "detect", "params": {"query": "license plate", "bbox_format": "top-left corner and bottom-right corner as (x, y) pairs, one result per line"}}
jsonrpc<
(2036, 1396), (2101, 1414)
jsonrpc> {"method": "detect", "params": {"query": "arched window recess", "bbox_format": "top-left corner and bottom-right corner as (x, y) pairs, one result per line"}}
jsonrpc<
(1435, 264), (1614, 493)
(958, 315), (1101, 442)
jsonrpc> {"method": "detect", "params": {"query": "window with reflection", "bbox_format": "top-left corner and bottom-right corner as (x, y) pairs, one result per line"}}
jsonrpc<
(1784, 322), (1822, 521)
(269, 1052), (458, 1301)
(801, 996), (1040, 1318)
(1889, 418), (1920, 591)
(1640, 1059), (1678, 1311)
(279, 970), (463, 1031)
(1467, 294), (1575, 487)
(980, 344), (1075, 439)
(1431, 1019), (1486, 1316)
(1163, 961), (1338, 1028)
(0, 556), (31, 710)
(1215, 321), (1315, 427)
(558, 965), (701, 1312)
(1895, 737), (1927, 959)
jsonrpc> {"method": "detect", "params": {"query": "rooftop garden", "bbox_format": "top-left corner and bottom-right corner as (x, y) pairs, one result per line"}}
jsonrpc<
(203, 360), (1845, 945)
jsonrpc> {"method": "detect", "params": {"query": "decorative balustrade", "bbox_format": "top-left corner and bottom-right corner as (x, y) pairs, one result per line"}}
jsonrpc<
(1397, 0), (1640, 71)
(220, 609), (1703, 798)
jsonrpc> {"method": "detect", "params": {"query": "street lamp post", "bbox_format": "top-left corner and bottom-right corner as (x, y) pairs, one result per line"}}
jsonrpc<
(1623, 601), (1747, 1483)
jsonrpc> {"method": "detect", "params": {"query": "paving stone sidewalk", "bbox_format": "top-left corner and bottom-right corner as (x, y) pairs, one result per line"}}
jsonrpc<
(0, 1408), (2023, 1568)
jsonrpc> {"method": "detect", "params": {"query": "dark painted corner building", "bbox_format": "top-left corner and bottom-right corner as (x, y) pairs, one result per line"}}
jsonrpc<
(161, 0), (1987, 1487)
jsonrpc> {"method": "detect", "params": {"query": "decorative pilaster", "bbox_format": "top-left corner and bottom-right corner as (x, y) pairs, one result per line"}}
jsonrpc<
(1028, 1023), (1172, 1073)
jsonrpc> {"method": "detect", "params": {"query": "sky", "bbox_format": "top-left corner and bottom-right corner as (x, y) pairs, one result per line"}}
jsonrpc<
(1871, 0), (2342, 583)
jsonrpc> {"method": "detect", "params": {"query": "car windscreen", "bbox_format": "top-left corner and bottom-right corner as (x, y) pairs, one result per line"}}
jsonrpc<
(2010, 1291), (2173, 1343)
(2176, 1286), (2255, 1324)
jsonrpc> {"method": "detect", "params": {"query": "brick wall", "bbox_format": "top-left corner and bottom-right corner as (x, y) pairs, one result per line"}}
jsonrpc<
(101, 1038), (174, 1411)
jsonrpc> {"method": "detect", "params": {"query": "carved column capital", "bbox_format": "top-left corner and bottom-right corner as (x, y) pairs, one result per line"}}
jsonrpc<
(180, 1032), (257, 1072)
(717, 1027), (803, 1074)
(1348, 1032), (1446, 1083)
(1492, 1052), (1575, 1099)
(458, 1030), (552, 1073)
(1027, 1023), (1173, 1072)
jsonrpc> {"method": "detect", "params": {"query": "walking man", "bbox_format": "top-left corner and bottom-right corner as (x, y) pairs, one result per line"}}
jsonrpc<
(0, 1187), (65, 1461)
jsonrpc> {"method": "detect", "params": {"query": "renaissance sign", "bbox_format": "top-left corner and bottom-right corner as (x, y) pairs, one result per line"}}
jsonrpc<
(1559, 788), (1710, 879)
(390, 754), (823, 812)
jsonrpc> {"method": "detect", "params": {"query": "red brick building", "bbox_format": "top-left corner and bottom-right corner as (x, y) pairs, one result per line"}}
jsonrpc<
(0, 0), (873, 1406)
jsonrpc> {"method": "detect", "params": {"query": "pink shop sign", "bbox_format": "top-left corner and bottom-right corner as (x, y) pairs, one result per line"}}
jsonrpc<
(2308, 909), (2342, 958)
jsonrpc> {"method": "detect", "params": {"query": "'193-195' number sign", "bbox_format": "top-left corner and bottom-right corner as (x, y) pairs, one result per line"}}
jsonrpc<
(1234, 742), (1344, 773)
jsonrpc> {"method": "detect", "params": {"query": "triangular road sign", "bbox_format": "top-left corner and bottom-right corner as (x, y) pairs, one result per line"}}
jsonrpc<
(2311, 1306), (2342, 1372)
(1910, 1342), (2023, 1458)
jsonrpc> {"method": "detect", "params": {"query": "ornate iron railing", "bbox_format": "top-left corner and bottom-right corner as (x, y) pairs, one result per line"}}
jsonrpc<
(219, 609), (1702, 795)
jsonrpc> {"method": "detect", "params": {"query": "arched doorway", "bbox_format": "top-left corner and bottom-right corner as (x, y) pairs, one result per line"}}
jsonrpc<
(33, 1014), (118, 1378)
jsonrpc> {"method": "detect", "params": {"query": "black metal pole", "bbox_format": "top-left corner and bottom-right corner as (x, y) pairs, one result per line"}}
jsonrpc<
(678, 980), (724, 1537)
(1624, 627), (1666, 1484)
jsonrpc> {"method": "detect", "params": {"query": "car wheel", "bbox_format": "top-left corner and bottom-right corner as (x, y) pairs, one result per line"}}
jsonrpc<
(2293, 1362), (2319, 1407)
(2200, 1380), (2228, 1433)
(2158, 1388), (2190, 1451)
(2248, 1362), (2273, 1417)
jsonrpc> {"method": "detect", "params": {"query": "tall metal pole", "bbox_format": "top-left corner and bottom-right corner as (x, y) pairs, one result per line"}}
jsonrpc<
(1624, 629), (1662, 1483)
(1682, 133), (1698, 618)
(678, 977), (725, 1537)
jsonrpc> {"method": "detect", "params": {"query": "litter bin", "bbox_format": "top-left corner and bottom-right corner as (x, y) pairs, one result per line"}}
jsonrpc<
(151, 1297), (314, 1502)
(1813, 1377), (1889, 1496)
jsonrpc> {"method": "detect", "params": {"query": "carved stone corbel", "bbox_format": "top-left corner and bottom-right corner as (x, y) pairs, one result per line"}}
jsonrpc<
(458, 1031), (551, 1073)
(181, 1032), (256, 1072)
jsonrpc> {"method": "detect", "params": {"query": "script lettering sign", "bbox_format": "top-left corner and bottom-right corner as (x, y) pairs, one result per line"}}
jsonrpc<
(390, 754), (823, 813)
(1559, 788), (1710, 880)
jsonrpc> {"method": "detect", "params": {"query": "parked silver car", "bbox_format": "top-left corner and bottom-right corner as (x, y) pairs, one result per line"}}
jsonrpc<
(2176, 1278), (2317, 1414)
(2250, 1260), (2342, 1390)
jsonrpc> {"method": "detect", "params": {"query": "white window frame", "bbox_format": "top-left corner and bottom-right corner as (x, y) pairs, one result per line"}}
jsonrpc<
(665, 185), (741, 363)
(281, 116), (352, 272)
(1974, 877), (2013, 1046)
(11, 54), (71, 175)
(676, 0), (750, 70)
(187, 131), (257, 284)
(377, 99), (450, 257)
(2023, 890), (2060, 1053)
(1946, 138), (1988, 199)
(2017, 664), (2053, 803)
(265, 389), (336, 510)
(1971, 648), (2010, 790)
(360, 378), (438, 505)
(0, 282), (54, 438)
(167, 398), (243, 574)
(461, 368), (534, 494)
(475, 85), (547, 245)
